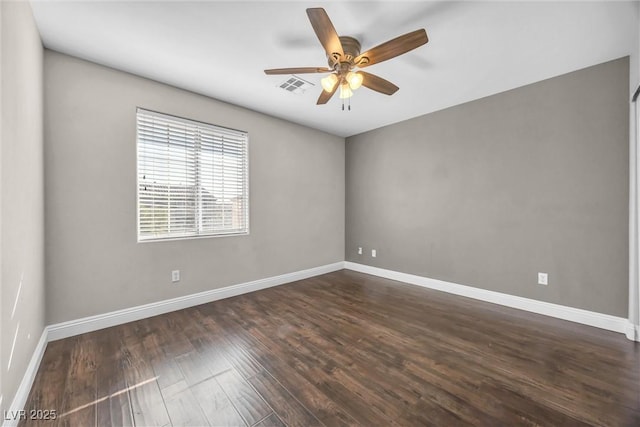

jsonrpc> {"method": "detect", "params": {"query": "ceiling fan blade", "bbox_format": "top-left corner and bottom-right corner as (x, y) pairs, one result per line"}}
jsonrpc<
(306, 8), (344, 60)
(264, 67), (332, 75)
(317, 84), (338, 105)
(359, 71), (399, 95)
(355, 29), (428, 68)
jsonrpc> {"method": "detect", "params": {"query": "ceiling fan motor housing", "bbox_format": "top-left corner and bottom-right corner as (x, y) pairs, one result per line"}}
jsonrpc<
(328, 36), (362, 70)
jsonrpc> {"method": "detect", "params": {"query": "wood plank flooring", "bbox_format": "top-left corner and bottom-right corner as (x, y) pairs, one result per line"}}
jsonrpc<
(19, 270), (640, 426)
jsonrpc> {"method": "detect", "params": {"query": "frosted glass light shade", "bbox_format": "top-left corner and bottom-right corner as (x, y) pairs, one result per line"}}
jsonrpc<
(339, 83), (353, 99)
(321, 74), (338, 92)
(346, 71), (363, 90)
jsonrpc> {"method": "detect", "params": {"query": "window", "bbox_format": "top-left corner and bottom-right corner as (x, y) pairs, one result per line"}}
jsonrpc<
(136, 108), (248, 241)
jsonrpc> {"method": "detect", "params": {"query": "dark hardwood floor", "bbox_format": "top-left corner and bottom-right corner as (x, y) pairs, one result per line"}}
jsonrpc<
(20, 270), (640, 426)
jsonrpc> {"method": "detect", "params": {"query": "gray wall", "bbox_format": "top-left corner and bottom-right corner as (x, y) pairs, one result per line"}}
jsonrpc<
(1, 1), (45, 414)
(633, 2), (640, 332)
(44, 51), (344, 324)
(346, 57), (629, 317)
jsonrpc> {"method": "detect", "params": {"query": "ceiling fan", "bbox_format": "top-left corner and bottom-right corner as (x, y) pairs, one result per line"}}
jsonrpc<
(264, 8), (429, 107)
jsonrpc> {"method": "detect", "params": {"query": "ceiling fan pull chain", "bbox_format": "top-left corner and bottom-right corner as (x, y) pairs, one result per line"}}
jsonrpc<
(348, 97), (351, 111)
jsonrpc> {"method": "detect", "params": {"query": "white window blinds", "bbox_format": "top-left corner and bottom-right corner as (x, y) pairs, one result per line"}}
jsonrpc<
(136, 108), (249, 241)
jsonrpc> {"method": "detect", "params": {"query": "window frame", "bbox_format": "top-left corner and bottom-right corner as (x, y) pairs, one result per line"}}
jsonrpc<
(135, 107), (249, 243)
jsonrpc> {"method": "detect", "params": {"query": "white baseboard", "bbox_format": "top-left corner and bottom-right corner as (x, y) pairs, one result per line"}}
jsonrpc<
(344, 261), (635, 337)
(627, 322), (640, 341)
(3, 329), (49, 427)
(47, 261), (344, 341)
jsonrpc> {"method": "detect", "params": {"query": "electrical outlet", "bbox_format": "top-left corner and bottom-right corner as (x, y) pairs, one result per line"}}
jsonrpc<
(172, 270), (180, 283)
(538, 272), (548, 286)
(358, 247), (363, 255)
(372, 249), (377, 258)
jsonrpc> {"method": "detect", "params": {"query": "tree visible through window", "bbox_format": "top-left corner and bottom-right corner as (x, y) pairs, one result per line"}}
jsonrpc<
(136, 108), (248, 241)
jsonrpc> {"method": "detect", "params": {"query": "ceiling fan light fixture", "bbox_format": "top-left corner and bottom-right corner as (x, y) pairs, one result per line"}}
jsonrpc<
(264, 8), (428, 107)
(346, 71), (363, 90)
(339, 82), (353, 99)
(321, 73), (338, 92)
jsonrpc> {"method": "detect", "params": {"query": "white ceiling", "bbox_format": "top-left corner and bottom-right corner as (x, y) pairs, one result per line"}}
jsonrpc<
(30, 1), (638, 137)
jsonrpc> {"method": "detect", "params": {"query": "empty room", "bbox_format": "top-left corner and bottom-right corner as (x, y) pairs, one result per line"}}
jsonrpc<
(2, 0), (640, 426)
